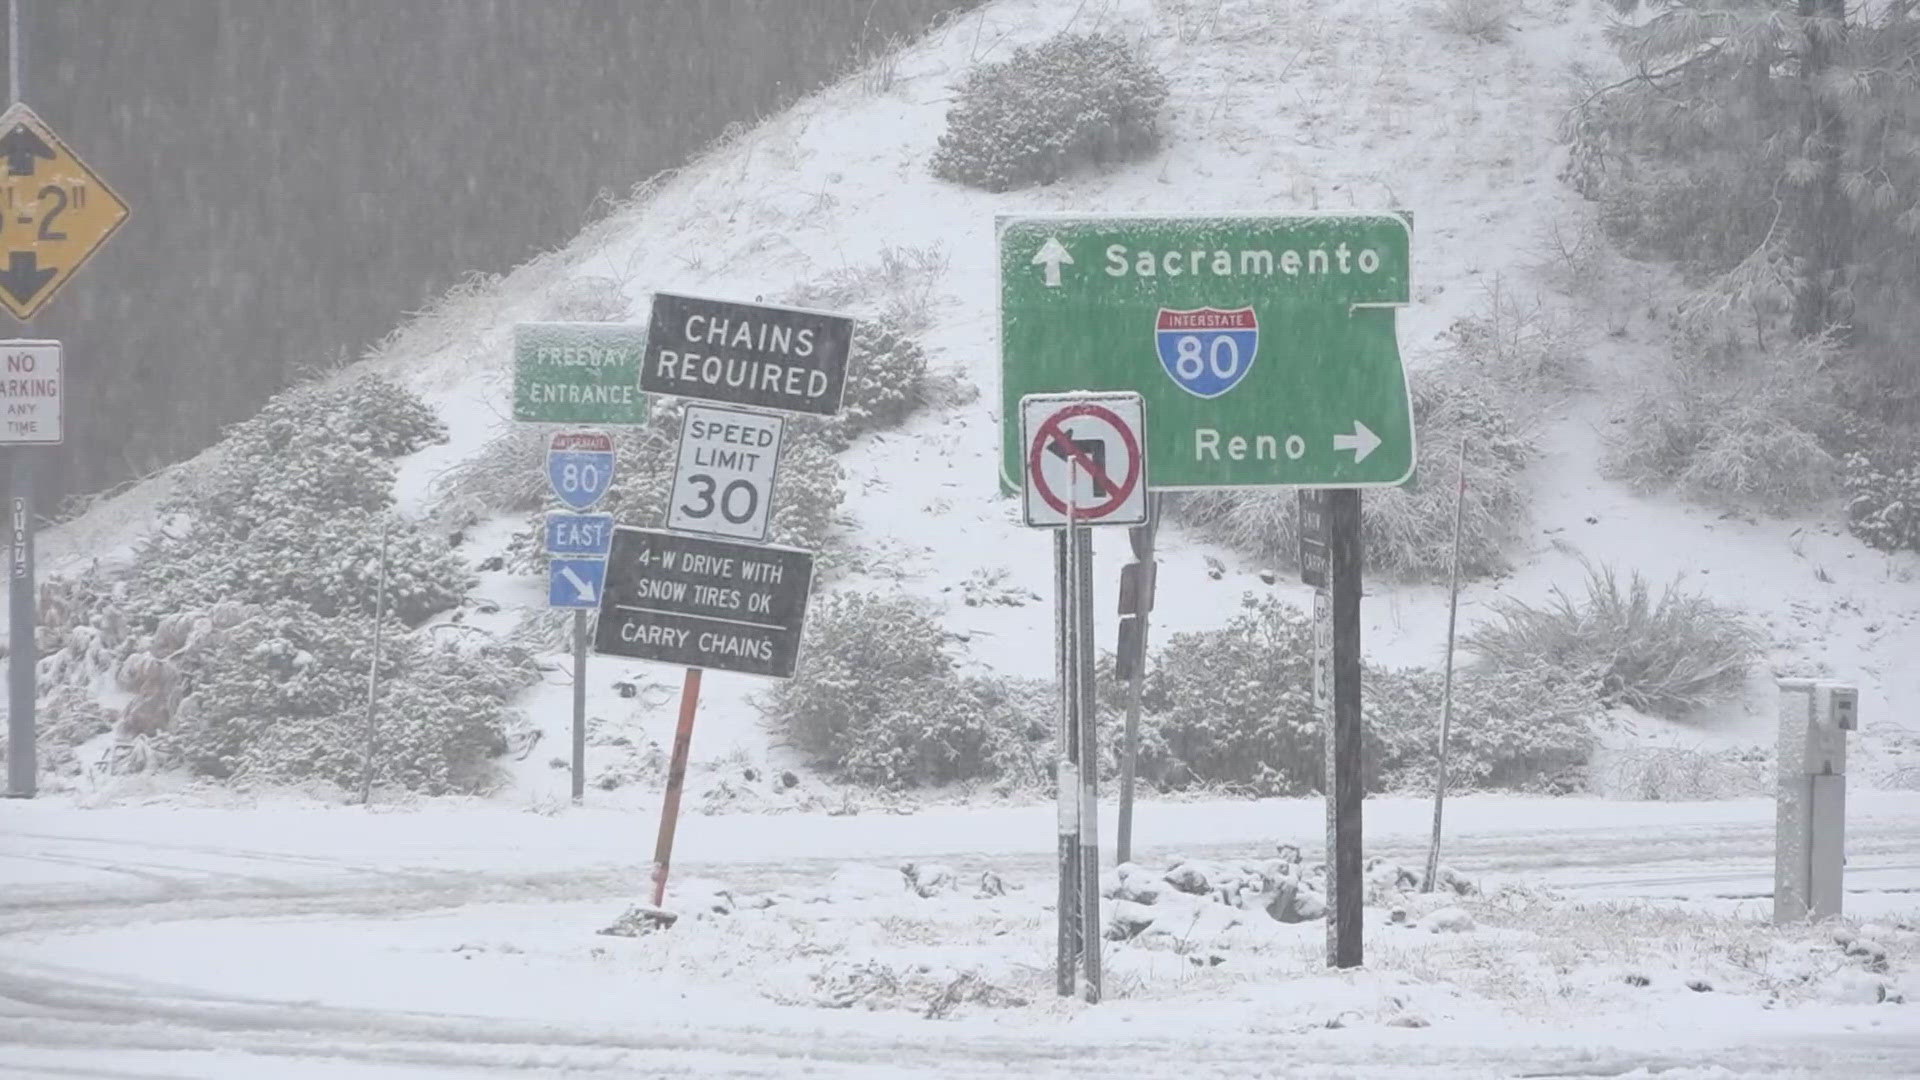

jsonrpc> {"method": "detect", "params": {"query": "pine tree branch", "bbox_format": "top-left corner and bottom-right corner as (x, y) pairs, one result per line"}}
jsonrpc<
(1564, 44), (1727, 119)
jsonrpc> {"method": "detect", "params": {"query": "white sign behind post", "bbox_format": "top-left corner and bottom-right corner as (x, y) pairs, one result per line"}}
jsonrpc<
(0, 340), (62, 445)
(668, 404), (785, 543)
(1019, 391), (1148, 528)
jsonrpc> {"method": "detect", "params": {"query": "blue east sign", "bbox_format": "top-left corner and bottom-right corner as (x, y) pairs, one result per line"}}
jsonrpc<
(546, 512), (615, 557)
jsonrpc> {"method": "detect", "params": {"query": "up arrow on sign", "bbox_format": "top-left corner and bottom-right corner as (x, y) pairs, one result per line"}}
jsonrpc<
(1032, 237), (1073, 287)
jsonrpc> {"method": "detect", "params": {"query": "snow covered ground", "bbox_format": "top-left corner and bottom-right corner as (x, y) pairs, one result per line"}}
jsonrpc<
(7, 0), (1920, 1073)
(4, 793), (1920, 1077)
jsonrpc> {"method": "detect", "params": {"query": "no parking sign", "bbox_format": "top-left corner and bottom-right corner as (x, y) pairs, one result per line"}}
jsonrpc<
(1019, 392), (1149, 528)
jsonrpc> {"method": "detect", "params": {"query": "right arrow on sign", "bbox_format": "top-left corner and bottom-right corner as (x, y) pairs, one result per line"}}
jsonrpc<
(1333, 420), (1382, 464)
(1031, 237), (1073, 287)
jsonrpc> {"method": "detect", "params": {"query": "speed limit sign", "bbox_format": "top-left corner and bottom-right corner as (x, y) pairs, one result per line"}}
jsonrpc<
(667, 404), (785, 542)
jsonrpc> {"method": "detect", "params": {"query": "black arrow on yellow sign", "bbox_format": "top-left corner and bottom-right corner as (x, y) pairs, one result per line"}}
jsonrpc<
(0, 124), (53, 176)
(0, 252), (55, 304)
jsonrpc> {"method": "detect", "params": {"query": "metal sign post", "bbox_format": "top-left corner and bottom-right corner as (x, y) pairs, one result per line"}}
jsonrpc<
(3, 5), (129, 797)
(543, 439), (615, 804)
(1022, 393), (1145, 1003)
(2, 340), (55, 799)
(1053, 527), (1077, 999)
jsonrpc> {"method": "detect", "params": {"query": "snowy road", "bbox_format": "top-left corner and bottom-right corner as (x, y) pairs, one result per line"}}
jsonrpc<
(3, 794), (1919, 1077)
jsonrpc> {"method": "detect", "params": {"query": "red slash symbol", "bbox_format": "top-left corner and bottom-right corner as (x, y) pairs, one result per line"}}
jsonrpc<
(1028, 403), (1142, 520)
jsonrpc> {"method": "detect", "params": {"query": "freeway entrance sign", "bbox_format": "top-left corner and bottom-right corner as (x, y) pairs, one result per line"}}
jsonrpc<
(998, 213), (1414, 490)
(0, 104), (129, 321)
(514, 322), (649, 424)
(594, 528), (814, 679)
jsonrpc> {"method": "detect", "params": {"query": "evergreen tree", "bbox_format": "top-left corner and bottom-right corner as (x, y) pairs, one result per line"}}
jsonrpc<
(1572, 1), (1920, 414)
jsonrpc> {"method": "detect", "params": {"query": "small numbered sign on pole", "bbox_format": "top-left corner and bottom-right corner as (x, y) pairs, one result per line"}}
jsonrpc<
(1019, 392), (1149, 528)
(667, 404), (784, 542)
(547, 430), (616, 511)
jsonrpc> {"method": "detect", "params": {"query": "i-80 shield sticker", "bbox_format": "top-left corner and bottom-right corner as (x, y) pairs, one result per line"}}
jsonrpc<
(1155, 307), (1258, 399)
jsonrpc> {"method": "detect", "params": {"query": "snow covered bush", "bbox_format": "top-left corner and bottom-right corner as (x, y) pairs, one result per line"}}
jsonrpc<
(1365, 666), (1598, 793)
(817, 314), (928, 447)
(1126, 595), (1320, 795)
(127, 368), (470, 630)
(162, 601), (534, 794)
(132, 509), (471, 628)
(1607, 332), (1840, 514)
(1433, 0), (1510, 42)
(1841, 439), (1920, 554)
(929, 32), (1168, 192)
(1463, 562), (1762, 718)
(769, 590), (1040, 788)
(1105, 594), (1599, 795)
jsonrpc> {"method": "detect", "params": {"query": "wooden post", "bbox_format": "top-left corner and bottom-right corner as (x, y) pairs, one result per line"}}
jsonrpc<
(1325, 488), (1363, 968)
(650, 666), (703, 908)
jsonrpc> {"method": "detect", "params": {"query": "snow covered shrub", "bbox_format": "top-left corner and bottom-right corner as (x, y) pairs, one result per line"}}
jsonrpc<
(1595, 745), (1770, 801)
(1841, 441), (1920, 554)
(929, 32), (1168, 192)
(361, 634), (539, 794)
(318, 375), (448, 458)
(782, 246), (948, 334)
(1364, 666), (1598, 793)
(131, 375), (470, 630)
(770, 590), (1023, 787)
(824, 314), (928, 446)
(129, 508), (471, 629)
(1100, 595), (1598, 795)
(14, 685), (116, 777)
(161, 601), (378, 782)
(434, 425), (552, 514)
(163, 601), (533, 794)
(1463, 562), (1762, 718)
(1176, 358), (1535, 581)
(1129, 594), (1320, 796)
(1433, 0), (1510, 43)
(1608, 333), (1840, 514)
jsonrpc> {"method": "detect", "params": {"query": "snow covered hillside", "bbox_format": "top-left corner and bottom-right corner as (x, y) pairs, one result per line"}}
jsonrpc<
(20, 0), (1920, 808)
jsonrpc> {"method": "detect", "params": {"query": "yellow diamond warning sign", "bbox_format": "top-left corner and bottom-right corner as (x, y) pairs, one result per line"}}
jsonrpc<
(0, 104), (128, 321)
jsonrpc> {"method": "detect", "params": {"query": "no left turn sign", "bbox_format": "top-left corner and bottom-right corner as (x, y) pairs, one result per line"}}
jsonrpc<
(1020, 392), (1149, 528)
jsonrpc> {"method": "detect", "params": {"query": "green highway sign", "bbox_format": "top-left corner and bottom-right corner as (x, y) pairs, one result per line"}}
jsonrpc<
(514, 322), (649, 424)
(998, 213), (1414, 490)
